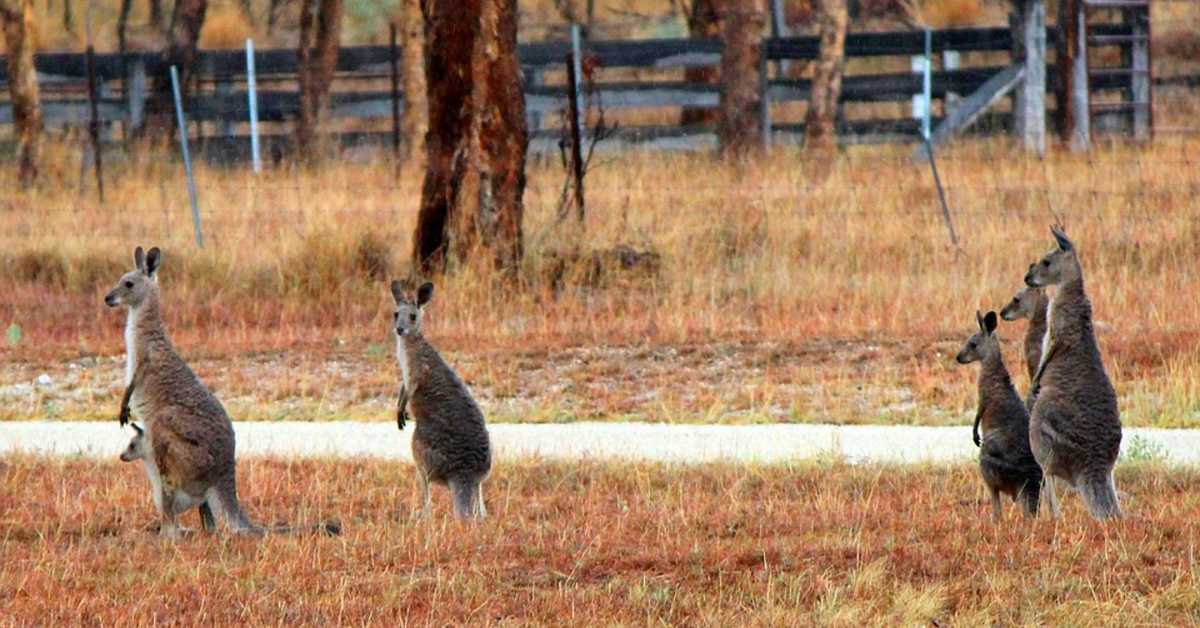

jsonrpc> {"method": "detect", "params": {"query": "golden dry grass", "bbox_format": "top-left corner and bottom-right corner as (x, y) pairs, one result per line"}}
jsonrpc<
(2, 137), (1199, 425)
(1, 456), (1198, 624)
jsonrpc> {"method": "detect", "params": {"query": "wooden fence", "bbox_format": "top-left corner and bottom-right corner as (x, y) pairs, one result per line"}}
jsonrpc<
(0, 24), (1152, 160)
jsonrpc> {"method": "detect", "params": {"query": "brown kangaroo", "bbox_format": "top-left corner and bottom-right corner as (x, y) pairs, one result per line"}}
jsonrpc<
(108, 246), (339, 537)
(999, 275), (1049, 410)
(392, 280), (491, 520)
(956, 311), (1042, 521)
(1024, 227), (1122, 520)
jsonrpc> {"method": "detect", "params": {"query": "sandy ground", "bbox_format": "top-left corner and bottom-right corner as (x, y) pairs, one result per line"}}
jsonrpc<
(0, 421), (1194, 465)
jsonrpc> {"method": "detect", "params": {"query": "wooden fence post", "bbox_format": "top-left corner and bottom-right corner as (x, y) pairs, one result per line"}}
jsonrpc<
(759, 38), (770, 147)
(125, 56), (147, 137)
(768, 0), (790, 75)
(215, 72), (233, 138)
(1130, 8), (1151, 140)
(85, 46), (105, 203)
(390, 22), (401, 159)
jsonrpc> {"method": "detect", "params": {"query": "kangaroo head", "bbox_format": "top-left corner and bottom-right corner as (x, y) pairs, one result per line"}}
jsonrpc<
(999, 276), (1045, 321)
(956, 311), (999, 364)
(390, 279), (434, 337)
(119, 423), (148, 462)
(1024, 226), (1079, 288)
(105, 246), (162, 309)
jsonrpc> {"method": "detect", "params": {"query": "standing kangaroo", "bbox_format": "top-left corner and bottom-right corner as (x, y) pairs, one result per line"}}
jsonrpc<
(392, 280), (491, 520)
(999, 274), (1049, 409)
(1024, 227), (1122, 520)
(108, 246), (338, 537)
(120, 423), (217, 533)
(956, 311), (1042, 520)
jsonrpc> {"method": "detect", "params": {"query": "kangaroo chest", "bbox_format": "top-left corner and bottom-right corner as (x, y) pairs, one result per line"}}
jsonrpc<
(125, 309), (138, 386)
(396, 336), (412, 390)
(1039, 299), (1056, 370)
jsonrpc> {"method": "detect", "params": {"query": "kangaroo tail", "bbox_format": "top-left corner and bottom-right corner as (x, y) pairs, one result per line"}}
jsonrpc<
(1020, 477), (1041, 517)
(449, 477), (484, 521)
(264, 520), (342, 536)
(1079, 471), (1122, 520)
(207, 477), (265, 536)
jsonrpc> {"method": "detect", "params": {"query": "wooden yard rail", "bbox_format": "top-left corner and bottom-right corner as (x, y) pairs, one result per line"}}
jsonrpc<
(0, 23), (1161, 157)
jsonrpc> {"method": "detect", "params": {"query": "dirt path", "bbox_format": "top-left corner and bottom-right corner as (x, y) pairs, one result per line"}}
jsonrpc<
(0, 421), (1191, 465)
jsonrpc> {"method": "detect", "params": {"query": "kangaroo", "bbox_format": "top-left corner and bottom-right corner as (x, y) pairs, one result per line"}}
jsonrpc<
(999, 274), (1049, 409)
(120, 423), (217, 533)
(956, 311), (1042, 521)
(392, 280), (491, 520)
(107, 246), (339, 537)
(1024, 227), (1122, 520)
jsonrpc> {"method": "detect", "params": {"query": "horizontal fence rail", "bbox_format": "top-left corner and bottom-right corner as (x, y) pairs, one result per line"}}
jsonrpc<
(0, 23), (1183, 159)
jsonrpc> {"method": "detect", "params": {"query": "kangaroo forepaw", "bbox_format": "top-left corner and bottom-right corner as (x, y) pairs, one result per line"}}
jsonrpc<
(397, 408), (408, 430)
(119, 406), (130, 427)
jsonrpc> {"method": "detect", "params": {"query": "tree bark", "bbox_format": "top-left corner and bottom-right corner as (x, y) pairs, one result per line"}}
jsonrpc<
(267, 0), (286, 33)
(149, 0), (163, 28)
(117, 0), (133, 54)
(295, 0), (344, 158)
(1056, 0), (1089, 151)
(398, 0), (426, 165)
(804, 0), (847, 152)
(715, 0), (765, 158)
(681, 0), (719, 127)
(413, 0), (528, 276)
(143, 0), (207, 136)
(1, 0), (41, 187)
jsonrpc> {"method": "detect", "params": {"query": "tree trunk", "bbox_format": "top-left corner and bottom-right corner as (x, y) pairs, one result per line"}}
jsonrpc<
(715, 0), (765, 158)
(117, 0), (132, 54)
(1057, 0), (1089, 151)
(413, 0), (528, 276)
(1, 0), (41, 187)
(143, 0), (207, 136)
(149, 0), (163, 28)
(267, 0), (285, 33)
(238, 0), (254, 24)
(681, 0), (719, 127)
(398, 0), (426, 165)
(295, 0), (344, 158)
(804, 0), (847, 151)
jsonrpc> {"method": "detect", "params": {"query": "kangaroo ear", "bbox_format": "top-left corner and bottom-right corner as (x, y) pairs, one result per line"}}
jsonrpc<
(144, 247), (162, 278)
(134, 246), (146, 272)
(984, 311), (998, 335)
(416, 282), (434, 307)
(975, 310), (985, 331)
(1051, 226), (1073, 251)
(390, 280), (406, 304)
(131, 423), (143, 435)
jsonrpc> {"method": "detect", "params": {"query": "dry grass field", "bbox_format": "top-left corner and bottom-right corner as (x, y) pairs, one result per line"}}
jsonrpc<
(0, 456), (1198, 624)
(2, 137), (1199, 426)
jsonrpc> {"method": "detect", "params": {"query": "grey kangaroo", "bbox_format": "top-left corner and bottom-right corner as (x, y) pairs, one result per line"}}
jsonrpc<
(120, 423), (216, 533)
(999, 274), (1049, 410)
(108, 246), (339, 537)
(956, 311), (1042, 520)
(392, 280), (491, 520)
(1024, 227), (1122, 520)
